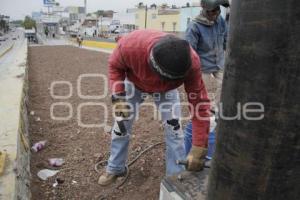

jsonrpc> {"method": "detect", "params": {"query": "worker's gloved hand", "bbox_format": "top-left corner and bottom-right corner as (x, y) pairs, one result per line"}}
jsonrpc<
(112, 92), (130, 118)
(186, 146), (208, 171)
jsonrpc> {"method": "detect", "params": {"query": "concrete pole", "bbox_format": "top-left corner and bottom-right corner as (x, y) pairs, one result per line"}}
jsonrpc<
(144, 5), (148, 29)
(207, 0), (300, 200)
(84, 0), (87, 15)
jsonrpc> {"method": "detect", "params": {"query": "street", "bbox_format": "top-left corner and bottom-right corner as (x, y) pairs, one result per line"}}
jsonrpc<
(0, 28), (25, 79)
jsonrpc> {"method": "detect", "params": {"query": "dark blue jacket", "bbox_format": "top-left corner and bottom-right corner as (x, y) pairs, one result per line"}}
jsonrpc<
(185, 16), (228, 73)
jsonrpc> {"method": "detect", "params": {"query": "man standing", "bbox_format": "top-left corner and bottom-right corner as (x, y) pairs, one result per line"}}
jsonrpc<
(77, 35), (82, 47)
(98, 30), (210, 186)
(184, 0), (229, 153)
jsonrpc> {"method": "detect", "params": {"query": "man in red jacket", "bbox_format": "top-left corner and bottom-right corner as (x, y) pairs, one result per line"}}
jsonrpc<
(98, 30), (210, 186)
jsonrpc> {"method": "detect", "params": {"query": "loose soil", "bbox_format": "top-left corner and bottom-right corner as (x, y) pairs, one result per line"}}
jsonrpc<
(28, 46), (190, 200)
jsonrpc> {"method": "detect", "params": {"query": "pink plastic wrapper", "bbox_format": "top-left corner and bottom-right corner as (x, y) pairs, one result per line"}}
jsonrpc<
(31, 140), (47, 152)
(48, 158), (64, 167)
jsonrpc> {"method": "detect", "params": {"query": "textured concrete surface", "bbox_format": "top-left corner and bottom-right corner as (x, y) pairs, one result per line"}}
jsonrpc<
(0, 36), (29, 200)
(160, 169), (210, 200)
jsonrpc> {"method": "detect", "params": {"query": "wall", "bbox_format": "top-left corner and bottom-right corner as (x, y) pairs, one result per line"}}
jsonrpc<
(179, 6), (202, 32)
(0, 38), (30, 200)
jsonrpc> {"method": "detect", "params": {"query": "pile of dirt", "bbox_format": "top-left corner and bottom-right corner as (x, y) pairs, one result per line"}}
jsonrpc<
(28, 46), (191, 200)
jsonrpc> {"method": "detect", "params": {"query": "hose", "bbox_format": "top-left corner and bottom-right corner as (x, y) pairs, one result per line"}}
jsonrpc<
(95, 141), (164, 200)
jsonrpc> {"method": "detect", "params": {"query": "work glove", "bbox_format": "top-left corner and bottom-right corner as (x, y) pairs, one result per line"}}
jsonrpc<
(186, 146), (208, 171)
(112, 92), (130, 118)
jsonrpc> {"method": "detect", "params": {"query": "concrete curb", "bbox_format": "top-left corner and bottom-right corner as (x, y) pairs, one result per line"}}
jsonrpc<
(82, 40), (117, 49)
(15, 54), (31, 200)
(0, 43), (14, 58)
(0, 40), (30, 200)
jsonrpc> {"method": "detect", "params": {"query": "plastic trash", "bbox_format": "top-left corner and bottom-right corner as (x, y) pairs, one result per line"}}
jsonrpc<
(48, 158), (64, 167)
(31, 140), (47, 152)
(37, 169), (59, 181)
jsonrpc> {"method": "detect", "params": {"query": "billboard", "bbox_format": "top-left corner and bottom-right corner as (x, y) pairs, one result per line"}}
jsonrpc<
(43, 0), (56, 5)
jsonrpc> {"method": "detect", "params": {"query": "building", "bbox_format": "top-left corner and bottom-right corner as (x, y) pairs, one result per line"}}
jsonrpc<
(179, 4), (201, 32)
(80, 16), (98, 36)
(133, 2), (229, 35)
(111, 10), (136, 33)
(65, 6), (86, 24)
(156, 6), (180, 32)
(135, 4), (180, 32)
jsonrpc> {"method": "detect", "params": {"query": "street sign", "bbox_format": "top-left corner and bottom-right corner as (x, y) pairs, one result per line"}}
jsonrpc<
(43, 0), (55, 5)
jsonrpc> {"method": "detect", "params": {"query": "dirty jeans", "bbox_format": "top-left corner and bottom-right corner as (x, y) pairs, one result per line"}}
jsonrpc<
(106, 81), (186, 176)
(184, 70), (223, 154)
(201, 70), (224, 110)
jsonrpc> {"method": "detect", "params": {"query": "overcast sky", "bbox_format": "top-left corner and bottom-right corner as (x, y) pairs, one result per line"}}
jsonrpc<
(0, 0), (194, 20)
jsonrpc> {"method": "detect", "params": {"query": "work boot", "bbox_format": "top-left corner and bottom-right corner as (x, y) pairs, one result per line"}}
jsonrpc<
(98, 171), (126, 186)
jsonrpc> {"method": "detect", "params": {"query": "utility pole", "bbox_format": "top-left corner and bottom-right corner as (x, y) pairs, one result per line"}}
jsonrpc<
(84, 0), (87, 15)
(144, 5), (148, 29)
(100, 16), (102, 35)
(207, 0), (300, 200)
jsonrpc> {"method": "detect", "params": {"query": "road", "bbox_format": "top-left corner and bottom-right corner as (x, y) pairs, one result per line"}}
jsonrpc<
(0, 28), (26, 79)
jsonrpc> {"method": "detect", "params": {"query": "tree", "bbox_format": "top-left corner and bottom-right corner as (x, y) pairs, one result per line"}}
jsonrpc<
(22, 16), (36, 29)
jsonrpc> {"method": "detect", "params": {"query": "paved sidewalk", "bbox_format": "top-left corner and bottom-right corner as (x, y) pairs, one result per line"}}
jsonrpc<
(0, 40), (14, 58)
(0, 38), (28, 200)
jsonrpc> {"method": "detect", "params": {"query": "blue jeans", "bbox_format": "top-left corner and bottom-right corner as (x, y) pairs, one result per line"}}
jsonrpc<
(184, 120), (216, 159)
(106, 81), (186, 176)
(184, 120), (193, 155)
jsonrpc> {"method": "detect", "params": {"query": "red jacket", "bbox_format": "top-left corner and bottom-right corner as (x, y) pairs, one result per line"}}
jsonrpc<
(108, 30), (210, 147)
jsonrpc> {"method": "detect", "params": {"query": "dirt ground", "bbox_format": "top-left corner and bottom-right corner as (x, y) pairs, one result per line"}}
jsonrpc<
(28, 46), (191, 200)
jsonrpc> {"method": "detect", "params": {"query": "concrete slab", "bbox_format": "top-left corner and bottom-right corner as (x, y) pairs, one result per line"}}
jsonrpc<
(160, 169), (210, 200)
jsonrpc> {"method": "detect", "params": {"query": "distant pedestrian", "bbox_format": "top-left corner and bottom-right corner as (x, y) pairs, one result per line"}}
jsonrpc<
(44, 27), (49, 37)
(77, 35), (82, 47)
